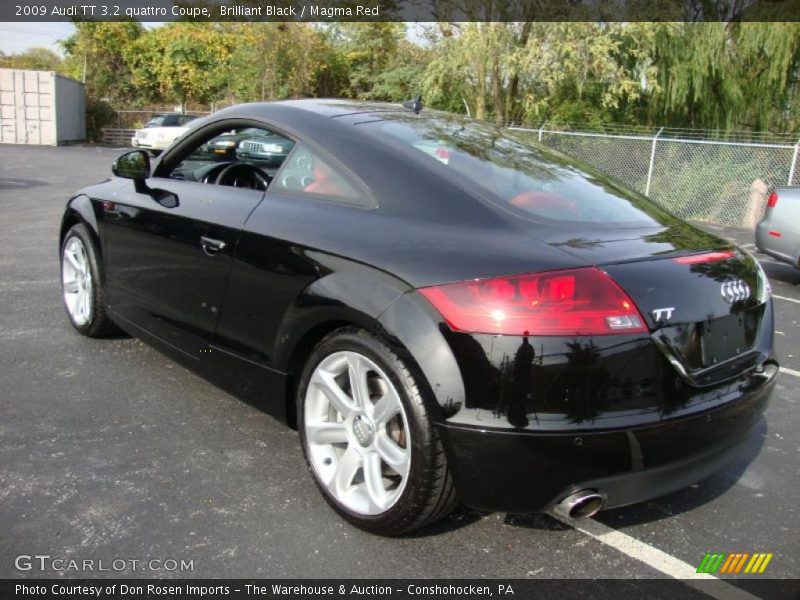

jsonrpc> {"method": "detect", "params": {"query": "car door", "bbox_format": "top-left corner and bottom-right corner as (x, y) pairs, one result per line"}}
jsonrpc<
(103, 128), (271, 357)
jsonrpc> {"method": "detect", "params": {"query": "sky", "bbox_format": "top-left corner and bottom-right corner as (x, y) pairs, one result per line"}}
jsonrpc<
(0, 22), (76, 54)
(0, 21), (428, 56)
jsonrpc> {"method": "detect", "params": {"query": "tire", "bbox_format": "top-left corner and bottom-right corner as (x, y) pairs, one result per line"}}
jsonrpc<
(297, 327), (459, 535)
(60, 223), (120, 338)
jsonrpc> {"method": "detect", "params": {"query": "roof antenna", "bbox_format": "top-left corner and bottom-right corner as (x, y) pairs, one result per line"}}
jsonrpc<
(402, 95), (423, 114)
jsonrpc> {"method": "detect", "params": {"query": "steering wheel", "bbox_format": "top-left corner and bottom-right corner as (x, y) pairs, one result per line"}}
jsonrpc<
(215, 163), (270, 191)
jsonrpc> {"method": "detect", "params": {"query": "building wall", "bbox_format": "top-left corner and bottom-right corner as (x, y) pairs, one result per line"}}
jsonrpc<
(0, 69), (85, 145)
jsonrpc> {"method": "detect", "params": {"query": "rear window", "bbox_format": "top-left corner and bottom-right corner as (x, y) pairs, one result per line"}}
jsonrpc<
(360, 116), (665, 226)
(271, 143), (366, 205)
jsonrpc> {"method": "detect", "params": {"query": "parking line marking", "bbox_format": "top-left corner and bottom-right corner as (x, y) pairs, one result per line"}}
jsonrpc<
(549, 513), (760, 600)
(781, 367), (800, 378)
(773, 294), (800, 304)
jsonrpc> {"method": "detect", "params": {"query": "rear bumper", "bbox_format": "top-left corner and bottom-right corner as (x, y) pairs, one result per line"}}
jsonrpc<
(438, 363), (775, 513)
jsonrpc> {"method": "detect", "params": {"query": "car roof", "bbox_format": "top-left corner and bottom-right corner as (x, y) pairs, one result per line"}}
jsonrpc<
(270, 98), (408, 119)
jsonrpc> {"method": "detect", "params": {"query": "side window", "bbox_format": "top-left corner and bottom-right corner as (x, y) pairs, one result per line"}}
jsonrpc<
(168, 126), (295, 186)
(272, 144), (363, 202)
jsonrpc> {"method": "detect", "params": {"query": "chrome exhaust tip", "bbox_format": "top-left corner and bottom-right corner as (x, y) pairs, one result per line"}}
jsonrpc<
(553, 490), (606, 519)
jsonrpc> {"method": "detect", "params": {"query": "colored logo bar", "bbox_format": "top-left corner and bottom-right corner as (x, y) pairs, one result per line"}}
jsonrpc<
(697, 553), (774, 574)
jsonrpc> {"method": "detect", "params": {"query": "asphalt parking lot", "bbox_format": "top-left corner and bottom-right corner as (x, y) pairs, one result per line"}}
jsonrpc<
(1, 145), (798, 594)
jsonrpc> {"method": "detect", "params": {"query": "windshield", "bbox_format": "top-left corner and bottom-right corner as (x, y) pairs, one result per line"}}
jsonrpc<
(360, 116), (668, 226)
(144, 116), (167, 128)
(145, 115), (195, 128)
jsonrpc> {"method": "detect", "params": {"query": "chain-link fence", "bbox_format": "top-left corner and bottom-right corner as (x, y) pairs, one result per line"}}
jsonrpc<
(509, 125), (800, 229)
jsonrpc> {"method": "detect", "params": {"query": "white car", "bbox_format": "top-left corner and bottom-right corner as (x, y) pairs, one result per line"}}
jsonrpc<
(131, 114), (197, 150)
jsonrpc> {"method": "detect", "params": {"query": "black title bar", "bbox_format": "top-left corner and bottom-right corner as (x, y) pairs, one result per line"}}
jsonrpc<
(3, 0), (800, 22)
(3, 579), (799, 600)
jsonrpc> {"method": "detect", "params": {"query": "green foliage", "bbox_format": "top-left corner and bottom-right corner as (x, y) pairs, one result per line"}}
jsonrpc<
(0, 48), (63, 72)
(60, 22), (144, 102)
(46, 21), (800, 134)
(327, 23), (405, 98)
(223, 23), (344, 102)
(125, 23), (233, 108)
(84, 98), (117, 142)
(648, 22), (800, 131)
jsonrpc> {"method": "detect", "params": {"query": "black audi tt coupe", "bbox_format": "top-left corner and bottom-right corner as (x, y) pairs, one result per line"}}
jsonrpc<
(59, 100), (778, 535)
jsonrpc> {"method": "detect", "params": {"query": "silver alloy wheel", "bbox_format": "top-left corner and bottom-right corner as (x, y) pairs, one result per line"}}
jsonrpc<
(304, 350), (411, 516)
(61, 236), (93, 326)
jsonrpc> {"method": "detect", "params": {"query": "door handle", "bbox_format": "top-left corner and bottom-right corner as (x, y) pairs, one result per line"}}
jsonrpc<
(200, 236), (227, 256)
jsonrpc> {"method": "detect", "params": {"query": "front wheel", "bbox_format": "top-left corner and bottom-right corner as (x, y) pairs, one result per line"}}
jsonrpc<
(297, 327), (458, 535)
(60, 223), (120, 337)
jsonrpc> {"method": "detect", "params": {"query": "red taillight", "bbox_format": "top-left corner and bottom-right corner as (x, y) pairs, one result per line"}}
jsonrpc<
(672, 250), (734, 265)
(767, 191), (778, 208)
(769, 230), (782, 237)
(419, 267), (647, 336)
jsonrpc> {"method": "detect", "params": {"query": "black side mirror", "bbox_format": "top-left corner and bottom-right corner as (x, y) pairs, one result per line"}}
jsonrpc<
(113, 150), (151, 181)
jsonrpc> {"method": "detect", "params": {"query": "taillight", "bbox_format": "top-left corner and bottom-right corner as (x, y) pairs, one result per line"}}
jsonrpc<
(419, 267), (647, 336)
(766, 191), (778, 208)
(672, 250), (734, 265)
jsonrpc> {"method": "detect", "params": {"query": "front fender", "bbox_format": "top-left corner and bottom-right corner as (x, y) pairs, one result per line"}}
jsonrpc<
(60, 194), (99, 246)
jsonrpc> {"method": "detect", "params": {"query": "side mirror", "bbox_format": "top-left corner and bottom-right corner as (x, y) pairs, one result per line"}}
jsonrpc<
(112, 150), (151, 181)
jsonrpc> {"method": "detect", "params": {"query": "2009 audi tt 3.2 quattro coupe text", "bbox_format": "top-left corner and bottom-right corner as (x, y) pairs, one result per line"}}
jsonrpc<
(59, 100), (778, 535)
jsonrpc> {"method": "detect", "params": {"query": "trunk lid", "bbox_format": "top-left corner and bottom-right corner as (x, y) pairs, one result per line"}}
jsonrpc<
(539, 221), (769, 386)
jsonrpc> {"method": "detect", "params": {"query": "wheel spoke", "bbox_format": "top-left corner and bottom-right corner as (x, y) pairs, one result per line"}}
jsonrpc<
(363, 452), (387, 510)
(376, 433), (409, 477)
(63, 279), (80, 294)
(313, 370), (358, 416)
(303, 349), (412, 517)
(65, 249), (83, 274)
(331, 447), (362, 496)
(306, 421), (348, 445)
(347, 353), (370, 409)
(371, 389), (400, 425)
(77, 290), (87, 319)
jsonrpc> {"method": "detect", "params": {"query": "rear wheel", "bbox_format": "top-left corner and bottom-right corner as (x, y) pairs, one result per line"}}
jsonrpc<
(297, 327), (458, 535)
(60, 223), (120, 337)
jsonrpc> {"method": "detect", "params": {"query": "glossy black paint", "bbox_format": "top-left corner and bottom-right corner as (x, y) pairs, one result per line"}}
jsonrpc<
(61, 100), (777, 514)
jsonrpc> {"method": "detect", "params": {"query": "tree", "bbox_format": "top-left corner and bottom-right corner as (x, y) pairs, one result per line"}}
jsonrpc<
(648, 22), (800, 131)
(125, 23), (233, 109)
(328, 23), (406, 99)
(368, 41), (429, 102)
(223, 23), (344, 103)
(0, 48), (63, 72)
(60, 22), (144, 102)
(7, 20), (799, 134)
